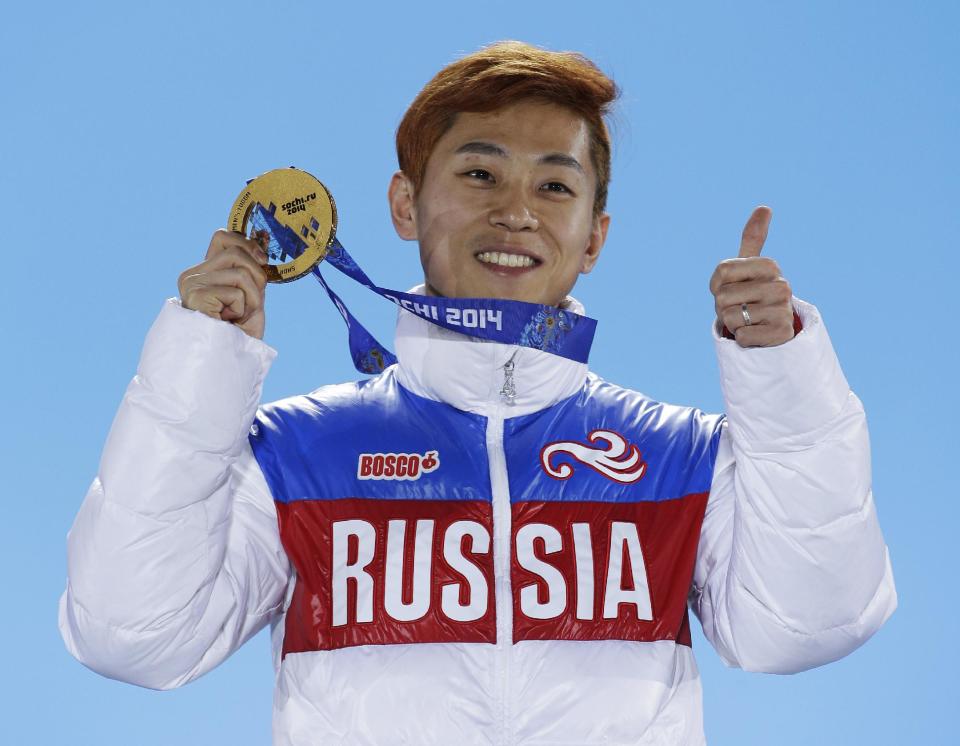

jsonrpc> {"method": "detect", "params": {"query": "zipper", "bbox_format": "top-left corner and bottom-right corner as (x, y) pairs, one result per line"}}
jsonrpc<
(488, 353), (517, 745)
(500, 354), (518, 405)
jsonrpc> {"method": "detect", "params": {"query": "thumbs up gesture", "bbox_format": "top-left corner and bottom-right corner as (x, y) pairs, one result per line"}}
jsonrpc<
(708, 206), (796, 348)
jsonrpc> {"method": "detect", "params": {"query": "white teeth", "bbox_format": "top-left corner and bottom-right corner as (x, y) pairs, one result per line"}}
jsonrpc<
(477, 251), (536, 268)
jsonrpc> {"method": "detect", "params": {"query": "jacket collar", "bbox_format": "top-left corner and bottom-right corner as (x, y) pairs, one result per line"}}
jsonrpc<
(393, 286), (590, 417)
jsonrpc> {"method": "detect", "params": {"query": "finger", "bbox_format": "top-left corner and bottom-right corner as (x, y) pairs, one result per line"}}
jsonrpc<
(709, 257), (781, 295)
(201, 246), (269, 290)
(713, 277), (792, 314)
(206, 228), (269, 264)
(192, 267), (264, 315)
(235, 306), (265, 340)
(738, 206), (773, 259)
(184, 286), (246, 321)
(721, 302), (765, 334)
(721, 299), (793, 334)
(180, 269), (264, 325)
(733, 318), (795, 348)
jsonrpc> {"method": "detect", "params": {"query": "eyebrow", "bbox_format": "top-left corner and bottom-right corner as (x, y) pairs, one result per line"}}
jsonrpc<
(539, 152), (585, 174)
(455, 141), (508, 158)
(454, 141), (585, 174)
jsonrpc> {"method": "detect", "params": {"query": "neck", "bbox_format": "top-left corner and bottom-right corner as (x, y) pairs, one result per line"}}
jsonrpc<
(393, 285), (590, 417)
(421, 279), (573, 310)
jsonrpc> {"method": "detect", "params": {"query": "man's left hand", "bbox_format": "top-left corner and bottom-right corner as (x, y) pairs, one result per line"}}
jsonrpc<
(709, 206), (795, 348)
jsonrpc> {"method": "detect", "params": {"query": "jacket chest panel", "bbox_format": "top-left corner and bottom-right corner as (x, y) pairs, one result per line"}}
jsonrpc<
(273, 493), (707, 657)
(250, 373), (723, 658)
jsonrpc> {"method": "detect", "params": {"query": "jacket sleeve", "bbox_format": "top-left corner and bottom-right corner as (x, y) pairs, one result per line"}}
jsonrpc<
(689, 297), (897, 674)
(58, 299), (291, 690)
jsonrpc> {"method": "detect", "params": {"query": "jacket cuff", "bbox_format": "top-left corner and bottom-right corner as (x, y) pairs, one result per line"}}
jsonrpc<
(712, 297), (851, 443)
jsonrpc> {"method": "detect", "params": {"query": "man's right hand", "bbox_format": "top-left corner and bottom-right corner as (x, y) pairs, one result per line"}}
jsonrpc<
(178, 230), (269, 339)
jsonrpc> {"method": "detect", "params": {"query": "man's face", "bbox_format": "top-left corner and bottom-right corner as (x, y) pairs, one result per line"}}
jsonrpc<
(389, 100), (610, 306)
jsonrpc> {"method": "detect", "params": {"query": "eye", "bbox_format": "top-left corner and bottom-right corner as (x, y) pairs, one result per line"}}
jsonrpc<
(463, 168), (495, 182)
(541, 181), (572, 195)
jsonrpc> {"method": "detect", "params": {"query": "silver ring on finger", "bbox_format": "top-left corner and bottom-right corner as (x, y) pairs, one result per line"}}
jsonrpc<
(741, 303), (752, 326)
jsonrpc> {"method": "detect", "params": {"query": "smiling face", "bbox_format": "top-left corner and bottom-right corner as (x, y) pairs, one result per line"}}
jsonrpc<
(388, 100), (610, 306)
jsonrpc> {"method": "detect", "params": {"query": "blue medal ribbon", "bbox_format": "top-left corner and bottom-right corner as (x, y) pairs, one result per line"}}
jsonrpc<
(249, 203), (597, 374)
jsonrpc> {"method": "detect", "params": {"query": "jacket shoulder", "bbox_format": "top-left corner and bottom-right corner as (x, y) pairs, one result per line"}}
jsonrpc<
(249, 368), (489, 504)
(583, 374), (725, 497)
(505, 374), (725, 503)
(254, 369), (396, 436)
(582, 373), (725, 439)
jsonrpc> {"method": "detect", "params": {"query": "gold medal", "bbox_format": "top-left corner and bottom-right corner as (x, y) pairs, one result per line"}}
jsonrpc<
(228, 167), (338, 283)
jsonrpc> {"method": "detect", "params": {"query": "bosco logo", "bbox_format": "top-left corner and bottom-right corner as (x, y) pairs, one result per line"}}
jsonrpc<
(357, 450), (440, 481)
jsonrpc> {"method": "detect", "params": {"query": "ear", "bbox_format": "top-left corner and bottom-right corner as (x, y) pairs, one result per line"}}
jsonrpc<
(580, 212), (610, 274)
(388, 170), (418, 241)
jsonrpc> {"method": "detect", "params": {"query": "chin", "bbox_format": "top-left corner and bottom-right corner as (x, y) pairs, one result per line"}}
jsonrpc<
(476, 285), (546, 304)
(427, 278), (560, 306)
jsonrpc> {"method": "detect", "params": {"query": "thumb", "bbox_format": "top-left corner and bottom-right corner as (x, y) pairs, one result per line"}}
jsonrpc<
(738, 205), (773, 258)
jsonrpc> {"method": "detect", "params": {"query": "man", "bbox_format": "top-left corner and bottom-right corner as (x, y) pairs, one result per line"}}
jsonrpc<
(59, 42), (897, 745)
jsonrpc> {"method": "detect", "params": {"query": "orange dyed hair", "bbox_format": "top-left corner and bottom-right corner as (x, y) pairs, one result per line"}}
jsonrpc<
(396, 41), (620, 215)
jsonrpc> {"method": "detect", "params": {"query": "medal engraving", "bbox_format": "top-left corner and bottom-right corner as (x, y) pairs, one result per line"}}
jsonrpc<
(228, 167), (338, 283)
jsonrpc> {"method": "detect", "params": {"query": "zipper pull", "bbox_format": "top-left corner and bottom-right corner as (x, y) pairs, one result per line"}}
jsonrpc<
(500, 355), (517, 405)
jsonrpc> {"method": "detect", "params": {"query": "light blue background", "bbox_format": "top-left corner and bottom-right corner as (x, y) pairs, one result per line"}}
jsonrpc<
(2, 1), (954, 743)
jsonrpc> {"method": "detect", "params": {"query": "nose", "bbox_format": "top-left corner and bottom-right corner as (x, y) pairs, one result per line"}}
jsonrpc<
(488, 185), (539, 232)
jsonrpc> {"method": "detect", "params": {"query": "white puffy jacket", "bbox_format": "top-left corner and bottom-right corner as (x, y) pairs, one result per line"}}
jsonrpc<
(59, 295), (896, 745)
